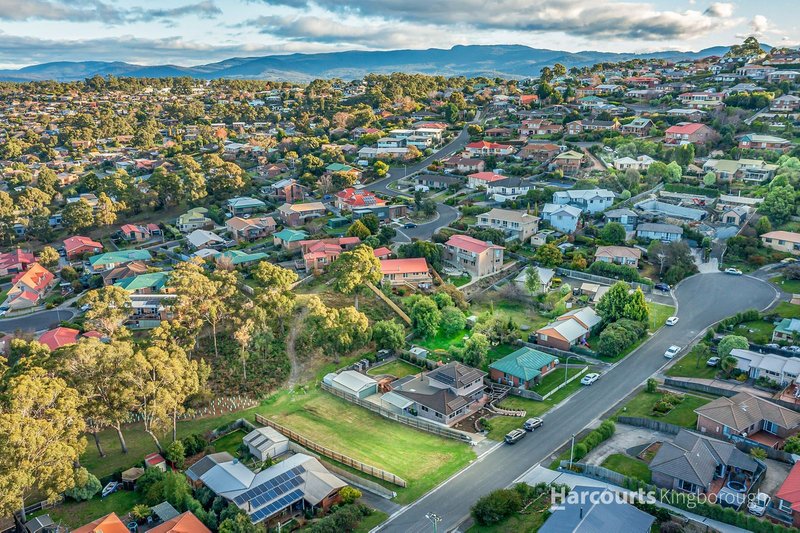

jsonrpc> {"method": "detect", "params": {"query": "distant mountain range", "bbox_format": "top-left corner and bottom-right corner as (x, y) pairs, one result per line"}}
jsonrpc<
(0, 44), (770, 82)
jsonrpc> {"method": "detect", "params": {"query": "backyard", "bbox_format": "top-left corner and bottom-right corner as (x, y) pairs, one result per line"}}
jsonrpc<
(367, 359), (423, 378)
(665, 346), (720, 379)
(614, 390), (711, 427)
(31, 491), (141, 529)
(600, 453), (652, 483)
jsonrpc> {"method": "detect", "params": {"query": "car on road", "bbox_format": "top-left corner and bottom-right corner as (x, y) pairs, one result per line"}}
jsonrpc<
(725, 267), (743, 275)
(504, 428), (526, 444)
(664, 345), (682, 359)
(707, 356), (720, 367)
(748, 492), (770, 516)
(79, 303), (92, 312)
(782, 258), (798, 264)
(580, 373), (600, 386)
(765, 343), (780, 349)
(403, 222), (417, 229)
(665, 316), (679, 326)
(523, 417), (543, 431)
(654, 282), (670, 291)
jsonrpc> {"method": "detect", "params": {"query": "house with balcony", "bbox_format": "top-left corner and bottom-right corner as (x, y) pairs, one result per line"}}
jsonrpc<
(738, 134), (792, 152)
(265, 178), (305, 204)
(703, 158), (778, 183)
(552, 188), (615, 214)
(771, 94), (800, 112)
(476, 208), (540, 241)
(486, 176), (530, 202)
(176, 207), (214, 233)
(621, 117), (654, 137)
(443, 234), (504, 278)
(613, 155), (654, 172)
(603, 208), (638, 231)
(519, 143), (561, 162)
(442, 156), (485, 174)
(466, 171), (507, 189)
(677, 91), (725, 109)
(464, 141), (514, 158)
(300, 237), (361, 273)
(380, 258), (432, 288)
(541, 203), (581, 233)
(227, 196), (267, 216)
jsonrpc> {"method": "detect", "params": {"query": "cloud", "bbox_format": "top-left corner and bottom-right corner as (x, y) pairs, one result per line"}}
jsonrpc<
(251, 0), (740, 41)
(749, 15), (770, 34)
(0, 0), (222, 24)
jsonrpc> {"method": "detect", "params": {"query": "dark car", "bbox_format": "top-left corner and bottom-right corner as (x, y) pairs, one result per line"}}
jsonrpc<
(504, 429), (526, 444)
(654, 282), (671, 291)
(404, 223), (417, 229)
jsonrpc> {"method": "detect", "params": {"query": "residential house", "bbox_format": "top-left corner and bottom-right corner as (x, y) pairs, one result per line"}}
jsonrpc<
(695, 392), (800, 448)
(514, 266), (554, 294)
(720, 206), (749, 226)
(737, 64), (777, 79)
(415, 174), (462, 190)
(259, 162), (290, 179)
(273, 228), (309, 250)
(636, 223), (683, 242)
(536, 307), (601, 351)
(703, 158), (778, 183)
(186, 229), (226, 250)
(666, 108), (708, 121)
(486, 177), (530, 202)
(604, 208), (639, 231)
(466, 171), (507, 189)
(214, 250), (269, 268)
(443, 234), (504, 278)
(442, 156), (485, 174)
(325, 370), (378, 399)
(243, 427), (290, 461)
(335, 188), (386, 210)
(771, 94), (800, 112)
(484, 127), (512, 138)
(520, 119), (562, 136)
(266, 178), (305, 203)
(300, 237), (361, 273)
(73, 513), (133, 533)
(774, 462), (800, 527)
(128, 294), (176, 329)
(352, 203), (408, 222)
(115, 272), (169, 294)
(621, 117), (654, 137)
(729, 348), (800, 386)
(613, 155), (655, 172)
(553, 188), (615, 214)
(541, 203), (582, 233)
(464, 141), (514, 158)
(635, 199), (706, 221)
(188, 452), (346, 525)
(677, 91), (725, 109)
(37, 326), (82, 351)
(1, 263), (55, 312)
(380, 258), (432, 287)
(594, 245), (642, 267)
(738, 134), (792, 152)
(226, 216), (276, 243)
(539, 486), (655, 533)
(550, 150), (585, 175)
(176, 207), (214, 233)
(227, 196), (267, 216)
(566, 119), (619, 134)
(0, 249), (34, 275)
(664, 122), (717, 145)
(518, 143), (560, 162)
(88, 250), (152, 273)
(391, 362), (487, 426)
(119, 223), (159, 242)
(650, 429), (759, 495)
(149, 512), (212, 533)
(761, 231), (800, 256)
(277, 202), (326, 226)
(476, 208), (540, 241)
(774, 319), (800, 344)
(489, 346), (558, 389)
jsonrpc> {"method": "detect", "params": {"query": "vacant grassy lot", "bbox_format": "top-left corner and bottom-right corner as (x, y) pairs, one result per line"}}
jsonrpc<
(775, 302), (800, 319)
(666, 347), (719, 379)
(601, 453), (652, 483)
(471, 299), (550, 333)
(735, 320), (774, 345)
(367, 359), (422, 378)
(32, 491), (142, 529)
(648, 302), (675, 332)
(614, 390), (711, 427)
(261, 388), (475, 504)
(771, 275), (800, 294)
(446, 274), (471, 287)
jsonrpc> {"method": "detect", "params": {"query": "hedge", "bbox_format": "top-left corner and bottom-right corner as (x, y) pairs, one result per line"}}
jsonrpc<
(588, 261), (653, 286)
(571, 420), (615, 461)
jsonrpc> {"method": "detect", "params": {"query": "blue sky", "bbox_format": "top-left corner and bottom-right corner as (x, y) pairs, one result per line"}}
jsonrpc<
(0, 0), (796, 68)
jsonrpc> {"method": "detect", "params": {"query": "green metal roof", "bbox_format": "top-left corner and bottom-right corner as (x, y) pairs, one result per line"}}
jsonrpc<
(775, 318), (800, 336)
(114, 271), (168, 292)
(273, 228), (308, 242)
(326, 163), (355, 172)
(489, 346), (557, 381)
(89, 249), (152, 266)
(217, 250), (268, 265)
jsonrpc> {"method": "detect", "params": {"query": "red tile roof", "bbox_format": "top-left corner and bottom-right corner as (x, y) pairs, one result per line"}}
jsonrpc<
(73, 513), (130, 533)
(468, 171), (506, 183)
(63, 235), (103, 255)
(777, 463), (800, 511)
(0, 249), (34, 271)
(665, 122), (706, 135)
(446, 234), (504, 254)
(335, 188), (386, 207)
(466, 141), (512, 150)
(148, 512), (211, 533)
(380, 258), (429, 275)
(38, 327), (80, 351)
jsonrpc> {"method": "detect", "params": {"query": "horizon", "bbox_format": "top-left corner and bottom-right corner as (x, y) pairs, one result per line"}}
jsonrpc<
(0, 0), (797, 70)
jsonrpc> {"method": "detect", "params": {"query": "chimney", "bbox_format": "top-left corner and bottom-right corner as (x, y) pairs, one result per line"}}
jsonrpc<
(579, 507), (583, 519)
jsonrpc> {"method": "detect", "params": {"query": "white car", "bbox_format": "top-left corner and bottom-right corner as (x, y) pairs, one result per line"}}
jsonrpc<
(725, 267), (743, 275)
(581, 373), (600, 386)
(665, 316), (679, 326)
(748, 492), (770, 516)
(664, 345), (682, 359)
(707, 357), (720, 367)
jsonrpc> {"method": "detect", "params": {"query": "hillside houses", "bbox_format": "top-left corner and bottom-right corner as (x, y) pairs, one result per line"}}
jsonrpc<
(476, 208), (540, 241)
(443, 234), (504, 278)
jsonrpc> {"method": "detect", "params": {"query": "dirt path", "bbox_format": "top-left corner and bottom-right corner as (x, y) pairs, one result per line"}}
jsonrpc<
(285, 307), (308, 388)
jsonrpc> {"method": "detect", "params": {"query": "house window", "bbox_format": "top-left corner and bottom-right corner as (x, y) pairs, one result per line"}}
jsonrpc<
(420, 405), (429, 412)
(678, 479), (696, 492)
(764, 420), (779, 435)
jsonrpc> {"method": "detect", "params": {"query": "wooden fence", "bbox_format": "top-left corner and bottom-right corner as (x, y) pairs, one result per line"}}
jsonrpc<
(321, 382), (473, 443)
(255, 414), (407, 487)
(664, 377), (800, 413)
(559, 461), (631, 487)
(616, 416), (682, 435)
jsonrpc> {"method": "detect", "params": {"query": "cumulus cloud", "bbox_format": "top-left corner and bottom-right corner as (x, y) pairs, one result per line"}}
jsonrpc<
(0, 0), (221, 24)
(250, 0), (740, 41)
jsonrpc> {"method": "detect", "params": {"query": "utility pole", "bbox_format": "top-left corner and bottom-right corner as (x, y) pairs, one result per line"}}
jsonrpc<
(569, 433), (576, 468)
(425, 512), (442, 533)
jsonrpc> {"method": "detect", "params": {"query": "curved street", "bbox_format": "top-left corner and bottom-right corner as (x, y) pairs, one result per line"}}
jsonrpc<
(0, 308), (75, 334)
(379, 273), (779, 532)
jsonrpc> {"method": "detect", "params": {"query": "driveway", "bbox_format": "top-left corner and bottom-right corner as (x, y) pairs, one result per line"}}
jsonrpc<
(393, 204), (460, 243)
(0, 308), (75, 334)
(377, 273), (778, 532)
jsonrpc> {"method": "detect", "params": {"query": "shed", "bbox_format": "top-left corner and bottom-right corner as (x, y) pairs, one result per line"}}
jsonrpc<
(409, 346), (429, 359)
(121, 466), (145, 490)
(151, 502), (180, 523)
(325, 370), (378, 399)
(25, 515), (55, 533)
(243, 426), (289, 461)
(145, 452), (167, 471)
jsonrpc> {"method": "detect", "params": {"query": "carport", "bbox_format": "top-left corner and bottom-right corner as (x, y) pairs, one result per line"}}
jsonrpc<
(380, 391), (414, 415)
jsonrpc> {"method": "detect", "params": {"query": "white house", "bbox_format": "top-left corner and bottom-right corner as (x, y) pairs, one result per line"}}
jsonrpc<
(542, 203), (581, 233)
(730, 348), (800, 386)
(552, 189), (615, 214)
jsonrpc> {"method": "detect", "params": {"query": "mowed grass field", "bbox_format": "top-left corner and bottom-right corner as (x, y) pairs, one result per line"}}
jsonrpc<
(262, 388), (475, 503)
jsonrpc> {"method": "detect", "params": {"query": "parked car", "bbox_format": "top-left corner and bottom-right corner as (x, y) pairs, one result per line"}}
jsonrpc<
(725, 267), (743, 275)
(707, 356), (720, 367)
(765, 343), (781, 349)
(664, 345), (681, 359)
(782, 258), (798, 264)
(581, 373), (600, 386)
(505, 428), (526, 444)
(665, 316), (679, 326)
(654, 282), (670, 291)
(403, 222), (417, 229)
(523, 417), (543, 431)
(748, 492), (770, 516)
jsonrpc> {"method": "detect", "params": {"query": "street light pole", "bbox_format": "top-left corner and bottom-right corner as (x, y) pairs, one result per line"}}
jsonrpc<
(563, 355), (579, 387)
(569, 433), (576, 468)
(425, 513), (442, 533)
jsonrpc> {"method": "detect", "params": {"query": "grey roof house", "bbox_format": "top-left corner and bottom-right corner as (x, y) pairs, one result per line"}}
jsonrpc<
(539, 486), (654, 533)
(636, 222), (683, 242)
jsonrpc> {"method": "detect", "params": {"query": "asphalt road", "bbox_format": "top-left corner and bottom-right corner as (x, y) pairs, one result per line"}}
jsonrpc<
(378, 273), (779, 532)
(0, 308), (75, 334)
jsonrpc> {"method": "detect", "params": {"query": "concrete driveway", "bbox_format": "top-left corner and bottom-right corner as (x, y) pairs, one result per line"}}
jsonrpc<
(378, 273), (779, 533)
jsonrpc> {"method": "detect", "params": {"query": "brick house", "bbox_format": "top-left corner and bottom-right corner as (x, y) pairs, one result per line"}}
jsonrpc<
(379, 258), (432, 287)
(664, 122), (717, 145)
(536, 307), (601, 351)
(489, 346), (558, 389)
(277, 202), (327, 226)
(63, 236), (103, 260)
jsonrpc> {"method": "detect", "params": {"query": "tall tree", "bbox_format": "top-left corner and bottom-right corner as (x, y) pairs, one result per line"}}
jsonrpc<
(331, 245), (382, 309)
(596, 281), (631, 323)
(81, 285), (132, 337)
(525, 266), (541, 295)
(62, 198), (94, 233)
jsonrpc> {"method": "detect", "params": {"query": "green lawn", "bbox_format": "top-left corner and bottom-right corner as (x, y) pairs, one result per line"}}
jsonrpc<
(735, 320), (775, 345)
(467, 496), (551, 532)
(471, 299), (550, 333)
(33, 491), (142, 529)
(771, 275), (800, 294)
(447, 274), (472, 287)
(354, 510), (389, 533)
(210, 428), (246, 456)
(485, 344), (518, 368)
(666, 347), (719, 379)
(601, 453), (652, 483)
(775, 302), (800, 318)
(415, 328), (470, 352)
(648, 302), (675, 332)
(367, 359), (422, 378)
(534, 366), (585, 397)
(614, 390), (711, 427)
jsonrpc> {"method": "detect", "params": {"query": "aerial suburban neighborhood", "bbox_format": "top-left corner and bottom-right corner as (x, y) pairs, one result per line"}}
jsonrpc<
(2, 9), (800, 531)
